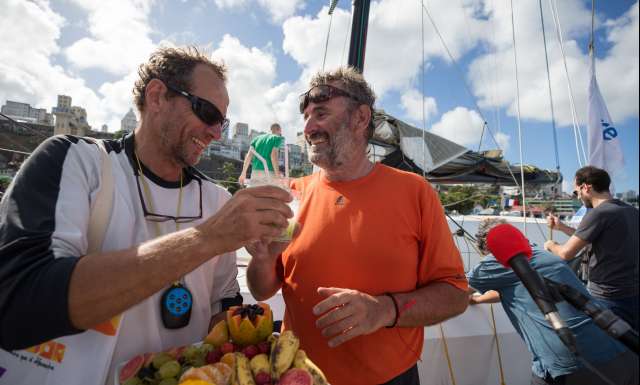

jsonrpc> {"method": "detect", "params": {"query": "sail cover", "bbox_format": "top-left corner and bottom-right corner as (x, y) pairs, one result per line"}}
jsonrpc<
(370, 111), (562, 186)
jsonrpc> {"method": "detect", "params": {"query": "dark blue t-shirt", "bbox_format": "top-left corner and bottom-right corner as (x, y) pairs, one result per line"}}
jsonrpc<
(467, 249), (625, 379)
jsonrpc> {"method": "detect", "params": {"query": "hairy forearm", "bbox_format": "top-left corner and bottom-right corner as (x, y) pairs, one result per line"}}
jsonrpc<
(247, 258), (282, 301)
(68, 227), (214, 329)
(557, 223), (575, 236)
(390, 282), (468, 327)
(548, 242), (573, 260)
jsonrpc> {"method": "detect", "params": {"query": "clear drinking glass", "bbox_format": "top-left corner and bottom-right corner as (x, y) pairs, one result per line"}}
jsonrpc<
(246, 171), (300, 243)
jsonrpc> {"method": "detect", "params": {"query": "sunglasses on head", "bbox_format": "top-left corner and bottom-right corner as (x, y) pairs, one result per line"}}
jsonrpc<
(299, 84), (364, 114)
(165, 83), (229, 129)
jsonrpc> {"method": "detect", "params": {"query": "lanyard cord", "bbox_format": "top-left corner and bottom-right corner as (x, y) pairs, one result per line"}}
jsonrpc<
(134, 152), (183, 286)
(134, 152), (183, 235)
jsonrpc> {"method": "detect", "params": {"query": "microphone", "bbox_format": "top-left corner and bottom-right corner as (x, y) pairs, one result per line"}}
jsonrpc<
(486, 224), (578, 353)
(544, 278), (639, 354)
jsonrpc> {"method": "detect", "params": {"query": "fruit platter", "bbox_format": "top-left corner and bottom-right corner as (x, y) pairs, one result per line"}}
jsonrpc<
(117, 303), (328, 385)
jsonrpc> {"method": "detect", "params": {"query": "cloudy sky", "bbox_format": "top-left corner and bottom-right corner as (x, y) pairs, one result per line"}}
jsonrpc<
(1, 0), (638, 192)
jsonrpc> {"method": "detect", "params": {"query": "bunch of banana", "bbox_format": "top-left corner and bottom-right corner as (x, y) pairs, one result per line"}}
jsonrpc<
(293, 350), (328, 385)
(235, 353), (256, 385)
(249, 354), (270, 378)
(269, 331), (300, 382)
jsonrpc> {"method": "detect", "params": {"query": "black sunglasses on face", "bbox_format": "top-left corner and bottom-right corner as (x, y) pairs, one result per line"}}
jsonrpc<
(572, 184), (586, 198)
(166, 84), (229, 130)
(299, 84), (364, 114)
(134, 167), (203, 223)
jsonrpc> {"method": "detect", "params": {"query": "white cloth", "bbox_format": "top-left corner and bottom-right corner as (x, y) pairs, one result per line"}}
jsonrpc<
(587, 52), (624, 179)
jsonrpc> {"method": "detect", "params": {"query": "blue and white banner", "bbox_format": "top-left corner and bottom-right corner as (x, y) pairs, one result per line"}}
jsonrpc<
(587, 52), (624, 175)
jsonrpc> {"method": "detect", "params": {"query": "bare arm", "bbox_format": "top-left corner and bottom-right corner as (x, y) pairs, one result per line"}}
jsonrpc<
(544, 235), (588, 261)
(68, 186), (293, 329)
(239, 151), (253, 185)
(270, 147), (280, 178)
(384, 282), (468, 327)
(547, 214), (575, 236)
(313, 282), (468, 347)
(245, 228), (301, 300)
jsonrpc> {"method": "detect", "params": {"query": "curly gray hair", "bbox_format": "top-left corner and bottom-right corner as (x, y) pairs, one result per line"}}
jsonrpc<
(308, 66), (376, 140)
(476, 217), (508, 254)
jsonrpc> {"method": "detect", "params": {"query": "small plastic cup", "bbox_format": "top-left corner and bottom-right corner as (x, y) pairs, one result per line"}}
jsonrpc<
(247, 175), (300, 242)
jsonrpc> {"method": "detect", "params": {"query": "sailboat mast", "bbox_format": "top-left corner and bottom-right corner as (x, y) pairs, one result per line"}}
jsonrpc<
(347, 0), (371, 73)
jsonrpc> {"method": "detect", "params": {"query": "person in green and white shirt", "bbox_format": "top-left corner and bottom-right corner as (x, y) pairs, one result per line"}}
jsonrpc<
(239, 123), (284, 185)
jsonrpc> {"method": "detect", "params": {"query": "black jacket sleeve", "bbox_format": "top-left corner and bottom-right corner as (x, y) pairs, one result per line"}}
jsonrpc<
(0, 136), (85, 350)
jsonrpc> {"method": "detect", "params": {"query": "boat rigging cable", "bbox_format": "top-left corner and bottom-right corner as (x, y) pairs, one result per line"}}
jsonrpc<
(420, 2), (522, 191)
(322, 1), (340, 71)
(548, 0), (588, 166)
(509, 0), (528, 236)
(420, 3), (489, 156)
(538, 0), (562, 179)
(340, 9), (352, 66)
(421, 0), (426, 179)
(419, 2), (560, 243)
(439, 323), (457, 385)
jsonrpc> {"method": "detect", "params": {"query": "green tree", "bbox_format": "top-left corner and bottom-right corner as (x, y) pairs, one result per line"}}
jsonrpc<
(220, 162), (242, 195)
(439, 185), (485, 214)
(289, 168), (305, 178)
(113, 129), (127, 139)
(0, 175), (12, 194)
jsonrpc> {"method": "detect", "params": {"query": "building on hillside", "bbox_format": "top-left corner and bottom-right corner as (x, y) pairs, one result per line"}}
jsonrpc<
(295, 131), (307, 153)
(219, 120), (230, 143)
(231, 122), (250, 156)
(121, 108), (137, 132)
(206, 141), (241, 161)
(623, 190), (637, 202)
(1, 100), (54, 126)
(52, 95), (91, 136)
(286, 143), (303, 172)
(233, 122), (248, 137)
(249, 129), (266, 142)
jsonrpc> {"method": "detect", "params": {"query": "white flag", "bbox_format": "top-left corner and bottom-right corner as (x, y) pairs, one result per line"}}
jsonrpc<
(587, 52), (624, 174)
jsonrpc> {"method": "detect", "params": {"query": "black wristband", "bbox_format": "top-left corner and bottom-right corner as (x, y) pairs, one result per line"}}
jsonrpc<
(385, 293), (399, 328)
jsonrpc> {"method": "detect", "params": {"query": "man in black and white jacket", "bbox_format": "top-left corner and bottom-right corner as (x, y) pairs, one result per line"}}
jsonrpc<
(0, 46), (293, 385)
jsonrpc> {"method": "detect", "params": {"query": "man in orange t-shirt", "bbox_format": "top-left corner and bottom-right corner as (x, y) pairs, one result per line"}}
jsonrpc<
(246, 67), (468, 385)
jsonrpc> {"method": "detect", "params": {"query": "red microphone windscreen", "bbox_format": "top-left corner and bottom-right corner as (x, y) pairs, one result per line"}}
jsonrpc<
(486, 223), (532, 267)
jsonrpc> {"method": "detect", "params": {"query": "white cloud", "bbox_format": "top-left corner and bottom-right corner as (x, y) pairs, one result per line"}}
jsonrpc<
(400, 89), (438, 124)
(0, 0), (149, 132)
(0, 1), (97, 119)
(64, 0), (156, 75)
(214, 0), (303, 23)
(430, 106), (510, 153)
(210, 35), (303, 142)
(282, 1), (489, 103)
(468, 0), (638, 128)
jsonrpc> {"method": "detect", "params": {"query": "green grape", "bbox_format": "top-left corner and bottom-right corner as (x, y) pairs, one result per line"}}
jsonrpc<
(158, 360), (181, 379)
(199, 343), (214, 354)
(152, 352), (173, 369)
(158, 379), (178, 385)
(182, 346), (200, 361)
(190, 356), (206, 368)
(121, 377), (142, 385)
